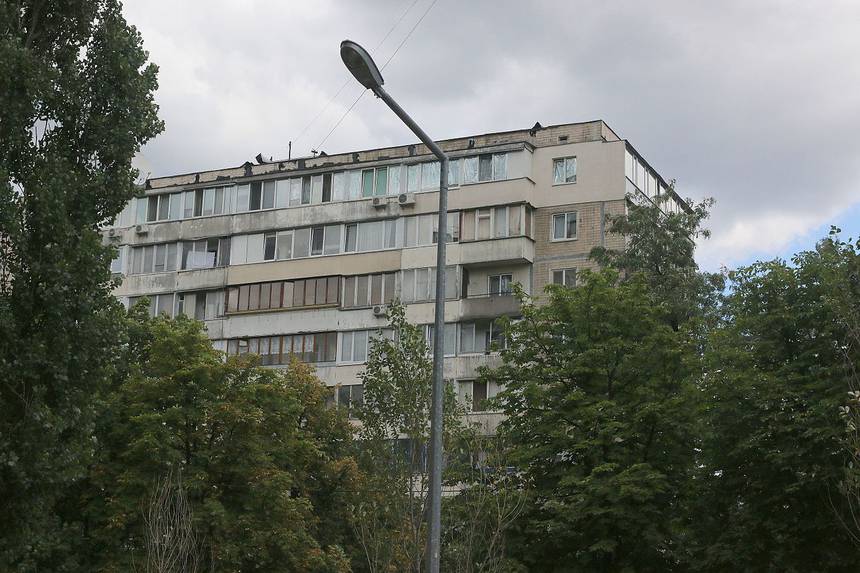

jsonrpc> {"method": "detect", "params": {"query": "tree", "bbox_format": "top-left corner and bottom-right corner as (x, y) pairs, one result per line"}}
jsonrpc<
(85, 310), (356, 572)
(486, 270), (699, 571)
(141, 468), (204, 573)
(0, 1), (162, 568)
(590, 192), (722, 331)
(440, 433), (527, 573)
(353, 302), (466, 572)
(688, 244), (859, 571)
(824, 231), (860, 545)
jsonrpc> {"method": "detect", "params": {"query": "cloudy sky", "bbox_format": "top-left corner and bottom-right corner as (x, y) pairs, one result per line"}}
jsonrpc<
(122, 0), (860, 271)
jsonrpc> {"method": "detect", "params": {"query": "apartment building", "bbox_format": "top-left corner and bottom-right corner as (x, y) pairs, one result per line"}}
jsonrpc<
(105, 120), (683, 428)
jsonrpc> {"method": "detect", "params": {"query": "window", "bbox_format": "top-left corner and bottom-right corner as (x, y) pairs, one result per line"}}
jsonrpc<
(110, 249), (123, 274)
(301, 176), (311, 204)
(236, 184), (250, 212)
(276, 231), (293, 260)
(337, 384), (364, 419)
(459, 321), (491, 354)
(343, 272), (397, 308)
(129, 294), (175, 318)
(553, 156), (577, 184)
(400, 266), (457, 303)
(358, 220), (384, 252)
(479, 155), (493, 181)
(340, 330), (369, 362)
(131, 243), (179, 274)
(262, 180), (276, 209)
(344, 224), (358, 252)
(139, 193), (183, 223)
(263, 233), (277, 261)
(388, 165), (401, 196)
(425, 323), (457, 357)
(311, 227), (324, 256)
(227, 332), (337, 365)
(459, 380), (488, 412)
(488, 274), (513, 296)
(448, 159), (460, 187)
(552, 268), (577, 288)
(475, 209), (492, 240)
(323, 225), (341, 255)
(552, 212), (577, 240)
(493, 206), (508, 238)
(421, 161), (440, 190)
(182, 238), (229, 269)
(407, 164), (420, 192)
(249, 181), (262, 210)
(489, 319), (507, 351)
(293, 227), (311, 258)
(463, 153), (508, 183)
(168, 193), (182, 219)
(322, 173), (333, 202)
(432, 211), (460, 244)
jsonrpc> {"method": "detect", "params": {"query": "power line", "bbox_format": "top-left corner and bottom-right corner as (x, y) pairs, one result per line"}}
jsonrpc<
(293, 0), (422, 149)
(314, 0), (440, 151)
(380, 0), (439, 71)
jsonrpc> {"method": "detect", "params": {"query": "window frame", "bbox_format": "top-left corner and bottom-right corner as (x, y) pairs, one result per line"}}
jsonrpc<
(551, 211), (578, 241)
(552, 156), (577, 185)
(551, 267), (577, 288)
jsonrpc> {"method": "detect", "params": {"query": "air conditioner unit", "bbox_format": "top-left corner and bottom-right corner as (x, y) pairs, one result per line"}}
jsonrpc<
(372, 304), (388, 317)
(135, 225), (148, 235)
(371, 196), (386, 208)
(398, 193), (415, 206)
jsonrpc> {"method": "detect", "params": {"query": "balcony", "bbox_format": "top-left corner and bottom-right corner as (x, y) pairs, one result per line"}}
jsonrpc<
(459, 293), (520, 321)
(455, 236), (534, 267)
(448, 176), (535, 211)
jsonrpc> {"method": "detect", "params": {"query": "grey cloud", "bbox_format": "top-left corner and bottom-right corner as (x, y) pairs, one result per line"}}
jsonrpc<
(124, 0), (860, 269)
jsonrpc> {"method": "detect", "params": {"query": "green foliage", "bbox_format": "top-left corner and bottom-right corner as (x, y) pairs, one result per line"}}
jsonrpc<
(688, 239), (860, 571)
(84, 310), (356, 572)
(353, 301), (467, 572)
(0, 1), (162, 568)
(487, 270), (698, 571)
(591, 193), (722, 331)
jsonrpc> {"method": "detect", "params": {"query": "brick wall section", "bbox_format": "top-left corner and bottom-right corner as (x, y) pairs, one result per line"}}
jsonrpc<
(532, 198), (626, 296)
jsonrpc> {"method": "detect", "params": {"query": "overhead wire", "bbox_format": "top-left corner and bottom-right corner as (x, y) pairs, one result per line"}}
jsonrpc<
(292, 0), (422, 150)
(314, 0), (440, 151)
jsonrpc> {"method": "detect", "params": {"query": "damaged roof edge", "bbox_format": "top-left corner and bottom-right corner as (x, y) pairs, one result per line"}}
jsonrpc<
(144, 119), (614, 191)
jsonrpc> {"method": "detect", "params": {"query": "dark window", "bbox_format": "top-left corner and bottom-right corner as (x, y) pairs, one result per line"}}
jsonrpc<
(472, 381), (488, 412)
(147, 196), (158, 222)
(264, 233), (277, 260)
(322, 173), (332, 203)
(250, 181), (262, 210)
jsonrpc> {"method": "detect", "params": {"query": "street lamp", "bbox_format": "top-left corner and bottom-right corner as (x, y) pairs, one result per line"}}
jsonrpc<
(341, 39), (448, 573)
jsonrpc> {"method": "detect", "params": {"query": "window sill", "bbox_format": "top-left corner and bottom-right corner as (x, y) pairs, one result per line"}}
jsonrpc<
(550, 237), (578, 243)
(552, 179), (577, 186)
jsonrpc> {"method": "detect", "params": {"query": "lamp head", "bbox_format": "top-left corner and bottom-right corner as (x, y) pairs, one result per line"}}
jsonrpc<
(340, 40), (385, 92)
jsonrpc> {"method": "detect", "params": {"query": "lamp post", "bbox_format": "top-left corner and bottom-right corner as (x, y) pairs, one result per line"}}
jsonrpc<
(341, 39), (448, 573)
